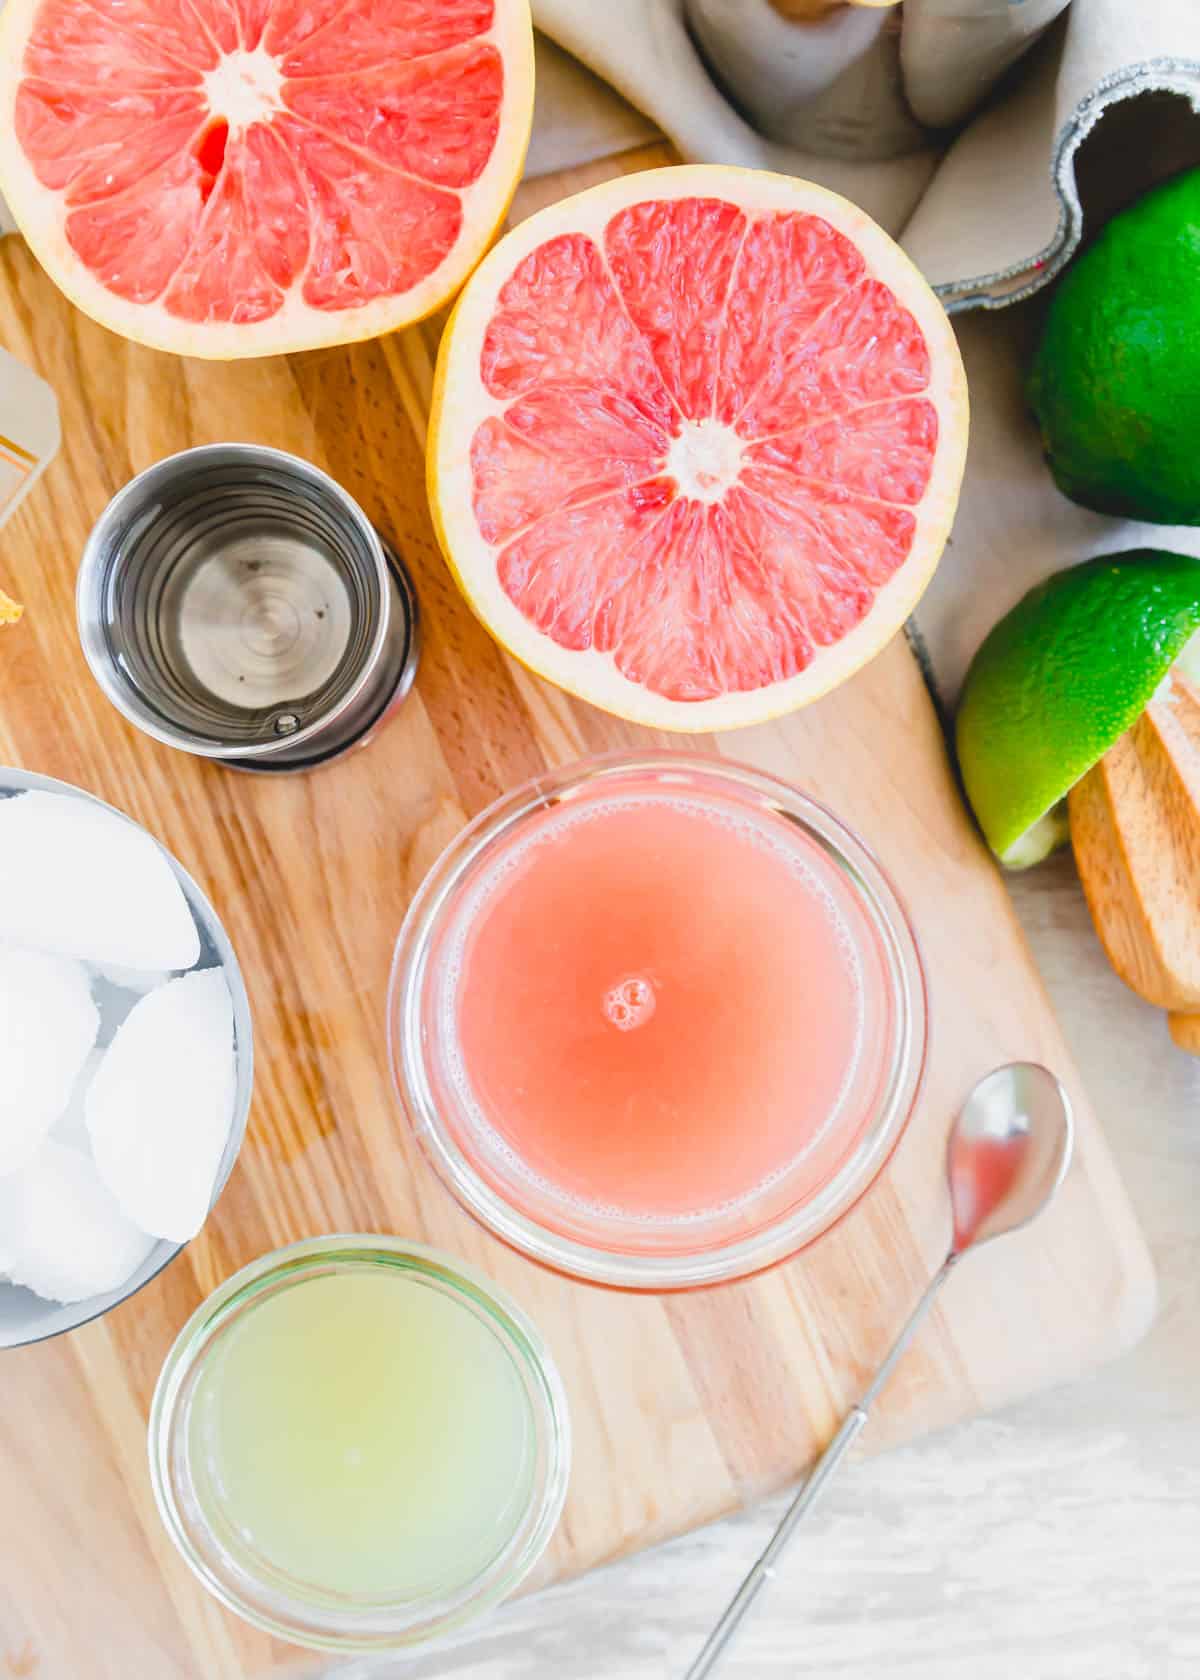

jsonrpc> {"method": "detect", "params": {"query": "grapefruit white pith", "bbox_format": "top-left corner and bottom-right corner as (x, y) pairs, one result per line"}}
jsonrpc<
(0, 0), (534, 358)
(429, 166), (968, 732)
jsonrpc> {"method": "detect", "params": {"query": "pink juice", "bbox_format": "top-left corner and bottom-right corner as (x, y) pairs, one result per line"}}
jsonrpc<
(436, 780), (902, 1231)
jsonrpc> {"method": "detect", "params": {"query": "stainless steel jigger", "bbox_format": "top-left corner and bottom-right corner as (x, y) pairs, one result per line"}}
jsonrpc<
(685, 1062), (1075, 1678)
(77, 444), (419, 773)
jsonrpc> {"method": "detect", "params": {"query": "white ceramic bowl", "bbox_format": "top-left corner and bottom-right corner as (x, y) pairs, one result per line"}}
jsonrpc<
(0, 768), (254, 1349)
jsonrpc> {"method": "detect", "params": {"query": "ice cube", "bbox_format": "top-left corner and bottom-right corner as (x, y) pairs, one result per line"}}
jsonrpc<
(0, 791), (200, 971)
(0, 948), (100, 1175)
(91, 966), (173, 1047)
(86, 969), (236, 1242)
(52, 1048), (104, 1152)
(94, 963), (173, 994)
(0, 1138), (158, 1303)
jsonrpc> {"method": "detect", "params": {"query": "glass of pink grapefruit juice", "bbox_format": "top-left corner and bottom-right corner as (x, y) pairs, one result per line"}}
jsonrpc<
(390, 754), (926, 1290)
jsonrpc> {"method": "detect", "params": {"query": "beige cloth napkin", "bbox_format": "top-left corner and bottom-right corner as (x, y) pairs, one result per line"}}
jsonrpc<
(532, 0), (1200, 310)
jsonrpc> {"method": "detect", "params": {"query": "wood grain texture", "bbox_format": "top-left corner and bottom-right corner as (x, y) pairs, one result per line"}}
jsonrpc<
(1069, 673), (1200, 1053)
(0, 149), (1154, 1679)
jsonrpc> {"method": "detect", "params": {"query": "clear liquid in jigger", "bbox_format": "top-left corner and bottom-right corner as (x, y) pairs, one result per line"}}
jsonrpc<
(156, 519), (356, 738)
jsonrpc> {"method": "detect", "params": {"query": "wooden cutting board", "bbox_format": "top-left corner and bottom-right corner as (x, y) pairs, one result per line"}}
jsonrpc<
(0, 145), (1155, 1680)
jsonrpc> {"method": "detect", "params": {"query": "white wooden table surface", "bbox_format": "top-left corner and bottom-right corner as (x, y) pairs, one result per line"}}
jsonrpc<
(295, 309), (1200, 1680)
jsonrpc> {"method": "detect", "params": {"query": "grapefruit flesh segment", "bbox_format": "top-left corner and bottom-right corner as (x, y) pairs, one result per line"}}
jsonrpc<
(66, 149), (220, 306)
(13, 84), (209, 200)
(605, 195), (746, 417)
(431, 169), (968, 729)
(472, 387), (672, 544)
(479, 232), (674, 422)
(271, 0), (494, 74)
(0, 0), (533, 354)
(284, 44), (502, 188)
(271, 115), (463, 309)
(160, 123), (309, 323)
(750, 399), (939, 507)
(21, 0), (219, 84)
(715, 211), (866, 427)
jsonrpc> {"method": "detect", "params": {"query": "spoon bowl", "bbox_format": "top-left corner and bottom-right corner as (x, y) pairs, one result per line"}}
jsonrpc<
(948, 1062), (1074, 1254)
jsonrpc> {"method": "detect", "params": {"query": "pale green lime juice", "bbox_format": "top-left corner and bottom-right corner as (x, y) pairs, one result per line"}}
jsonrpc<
(189, 1269), (537, 1601)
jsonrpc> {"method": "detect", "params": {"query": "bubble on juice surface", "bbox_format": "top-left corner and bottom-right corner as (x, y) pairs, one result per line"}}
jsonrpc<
(603, 975), (657, 1032)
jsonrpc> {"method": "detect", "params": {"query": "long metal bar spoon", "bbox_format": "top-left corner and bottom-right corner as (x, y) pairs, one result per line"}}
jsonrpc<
(684, 1061), (1075, 1679)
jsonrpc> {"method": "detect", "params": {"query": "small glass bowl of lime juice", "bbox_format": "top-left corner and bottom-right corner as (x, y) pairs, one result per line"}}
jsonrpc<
(148, 1237), (571, 1652)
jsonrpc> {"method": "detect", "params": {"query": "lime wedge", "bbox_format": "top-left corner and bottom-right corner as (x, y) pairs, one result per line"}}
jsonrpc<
(955, 550), (1200, 867)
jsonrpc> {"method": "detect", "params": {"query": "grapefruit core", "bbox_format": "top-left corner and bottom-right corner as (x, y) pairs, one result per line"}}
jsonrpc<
(430, 166), (968, 731)
(0, 0), (534, 357)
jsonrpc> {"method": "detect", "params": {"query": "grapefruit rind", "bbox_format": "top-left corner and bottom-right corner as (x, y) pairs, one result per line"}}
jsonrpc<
(0, 0), (535, 359)
(429, 165), (968, 732)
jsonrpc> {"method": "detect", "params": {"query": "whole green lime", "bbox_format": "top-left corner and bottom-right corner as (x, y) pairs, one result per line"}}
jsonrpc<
(956, 550), (1200, 867)
(1029, 167), (1200, 524)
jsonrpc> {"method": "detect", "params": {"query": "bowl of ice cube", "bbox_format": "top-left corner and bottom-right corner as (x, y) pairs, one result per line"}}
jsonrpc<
(0, 768), (253, 1348)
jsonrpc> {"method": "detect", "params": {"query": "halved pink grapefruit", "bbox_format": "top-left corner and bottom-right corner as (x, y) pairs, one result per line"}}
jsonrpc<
(0, 0), (534, 357)
(429, 165), (968, 731)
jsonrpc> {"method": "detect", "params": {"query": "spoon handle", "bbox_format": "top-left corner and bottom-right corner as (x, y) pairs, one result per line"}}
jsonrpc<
(683, 1254), (958, 1680)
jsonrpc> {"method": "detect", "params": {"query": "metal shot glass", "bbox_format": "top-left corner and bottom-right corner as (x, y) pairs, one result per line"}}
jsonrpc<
(77, 445), (420, 773)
